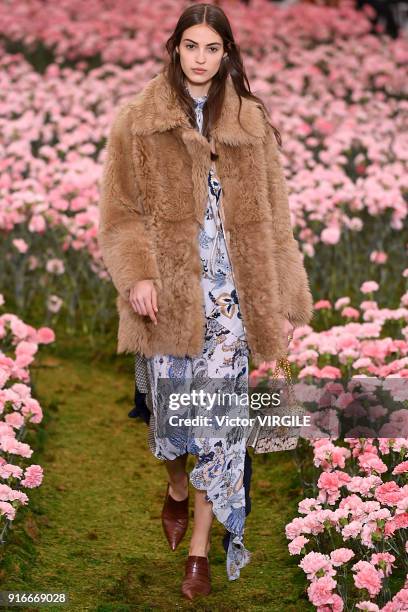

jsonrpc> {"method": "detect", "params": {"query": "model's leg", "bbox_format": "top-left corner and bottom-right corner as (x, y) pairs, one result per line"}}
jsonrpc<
(189, 488), (214, 557)
(165, 454), (189, 501)
(165, 454), (213, 554)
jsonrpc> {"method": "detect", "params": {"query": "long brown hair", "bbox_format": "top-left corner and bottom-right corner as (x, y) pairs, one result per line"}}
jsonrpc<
(162, 3), (282, 147)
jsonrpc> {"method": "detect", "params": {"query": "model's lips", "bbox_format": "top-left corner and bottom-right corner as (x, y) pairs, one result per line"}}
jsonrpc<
(192, 68), (206, 73)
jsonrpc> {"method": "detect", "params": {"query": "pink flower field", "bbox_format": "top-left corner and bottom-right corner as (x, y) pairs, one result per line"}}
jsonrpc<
(284, 437), (408, 610)
(0, 293), (54, 541)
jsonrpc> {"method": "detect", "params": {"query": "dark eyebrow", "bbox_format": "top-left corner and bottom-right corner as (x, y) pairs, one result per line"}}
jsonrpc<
(183, 38), (221, 46)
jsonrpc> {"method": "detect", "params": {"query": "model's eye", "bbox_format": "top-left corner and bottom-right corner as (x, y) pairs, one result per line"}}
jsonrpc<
(184, 44), (220, 52)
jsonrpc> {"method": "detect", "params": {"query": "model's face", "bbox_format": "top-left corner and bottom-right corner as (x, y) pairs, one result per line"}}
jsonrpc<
(176, 24), (227, 86)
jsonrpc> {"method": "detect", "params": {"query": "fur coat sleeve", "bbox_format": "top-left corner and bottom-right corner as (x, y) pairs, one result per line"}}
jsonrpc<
(97, 106), (160, 301)
(265, 123), (314, 328)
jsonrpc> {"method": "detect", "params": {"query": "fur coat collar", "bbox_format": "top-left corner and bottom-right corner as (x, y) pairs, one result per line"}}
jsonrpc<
(127, 71), (266, 145)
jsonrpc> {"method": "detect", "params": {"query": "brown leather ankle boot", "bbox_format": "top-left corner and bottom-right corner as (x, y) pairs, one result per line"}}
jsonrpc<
(161, 479), (189, 551)
(181, 555), (211, 600)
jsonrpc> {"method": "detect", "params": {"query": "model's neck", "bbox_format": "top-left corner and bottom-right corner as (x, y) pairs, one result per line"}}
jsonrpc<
(183, 77), (211, 99)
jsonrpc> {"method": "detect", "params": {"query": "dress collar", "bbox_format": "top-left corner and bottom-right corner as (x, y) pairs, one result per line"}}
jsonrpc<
(182, 82), (208, 107)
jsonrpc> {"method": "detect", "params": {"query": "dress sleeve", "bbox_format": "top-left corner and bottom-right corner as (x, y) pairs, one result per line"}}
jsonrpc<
(264, 121), (314, 328)
(97, 104), (160, 301)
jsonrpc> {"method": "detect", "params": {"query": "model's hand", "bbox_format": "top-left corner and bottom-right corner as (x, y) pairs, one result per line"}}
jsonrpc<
(129, 280), (158, 325)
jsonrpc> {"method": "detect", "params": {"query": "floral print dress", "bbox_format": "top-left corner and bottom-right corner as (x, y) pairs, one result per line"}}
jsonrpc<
(135, 93), (252, 581)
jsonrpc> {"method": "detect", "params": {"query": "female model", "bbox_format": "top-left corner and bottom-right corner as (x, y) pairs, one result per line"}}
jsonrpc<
(98, 2), (314, 601)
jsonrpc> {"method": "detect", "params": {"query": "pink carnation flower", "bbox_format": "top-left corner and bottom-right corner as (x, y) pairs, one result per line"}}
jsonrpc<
(352, 560), (382, 598)
(360, 281), (379, 294)
(392, 460), (408, 475)
(341, 306), (360, 319)
(300, 551), (336, 581)
(288, 535), (309, 555)
(307, 575), (337, 607)
(0, 501), (16, 521)
(21, 465), (43, 488)
(358, 453), (387, 475)
(375, 481), (404, 506)
(330, 548), (355, 566)
(384, 513), (408, 535)
(347, 476), (382, 498)
(285, 516), (307, 540)
(341, 520), (363, 540)
(314, 299), (332, 310)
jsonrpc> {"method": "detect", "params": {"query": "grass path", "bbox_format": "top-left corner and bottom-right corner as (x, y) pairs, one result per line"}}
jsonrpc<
(0, 341), (313, 611)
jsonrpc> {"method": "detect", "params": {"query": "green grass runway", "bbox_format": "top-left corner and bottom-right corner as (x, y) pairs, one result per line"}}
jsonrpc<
(0, 339), (313, 611)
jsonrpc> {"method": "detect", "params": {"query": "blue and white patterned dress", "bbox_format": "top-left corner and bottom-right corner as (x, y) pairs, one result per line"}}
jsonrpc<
(135, 93), (252, 581)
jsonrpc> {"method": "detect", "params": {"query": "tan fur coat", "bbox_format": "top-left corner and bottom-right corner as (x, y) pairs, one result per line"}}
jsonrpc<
(98, 70), (314, 366)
